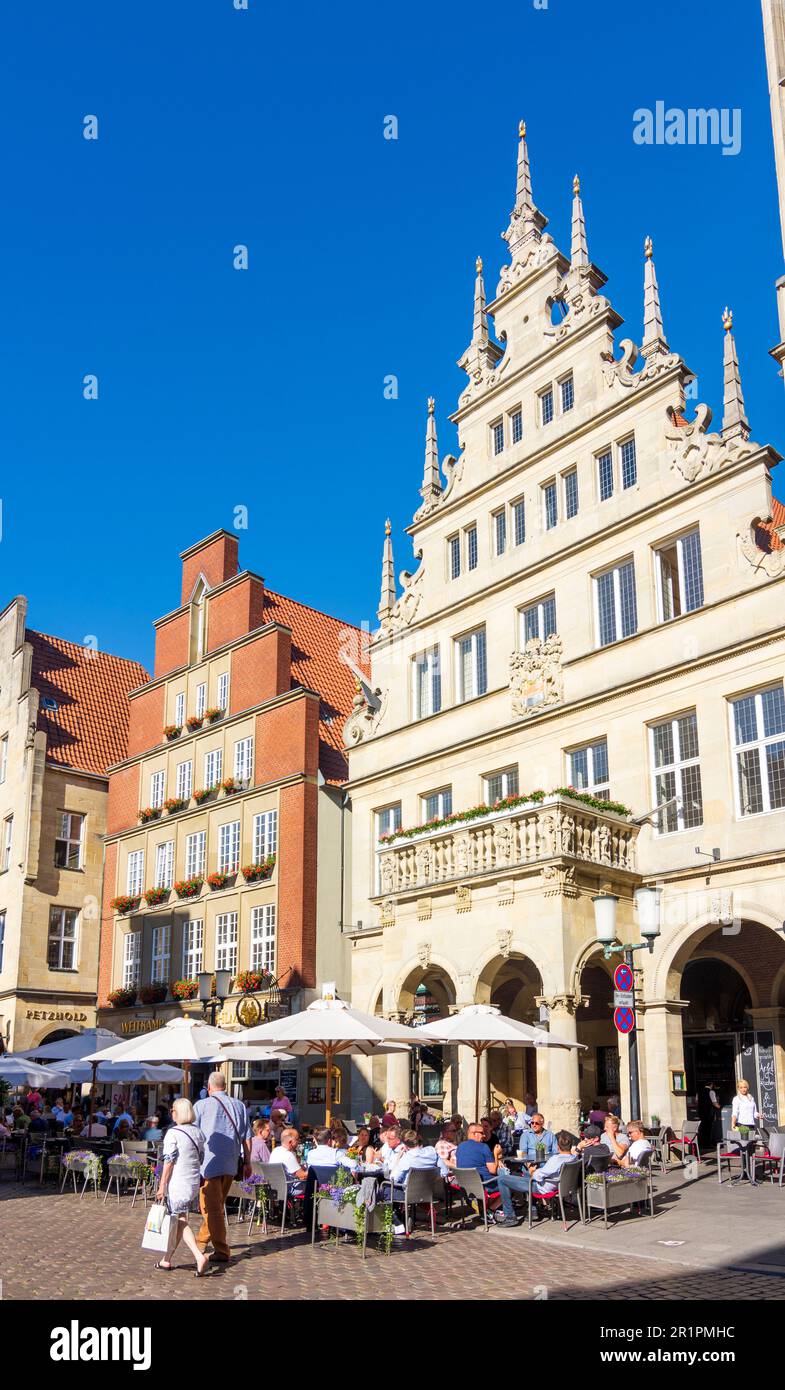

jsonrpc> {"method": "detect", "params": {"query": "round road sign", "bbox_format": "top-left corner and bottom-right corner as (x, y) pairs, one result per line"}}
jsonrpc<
(614, 962), (634, 993)
(614, 1005), (635, 1034)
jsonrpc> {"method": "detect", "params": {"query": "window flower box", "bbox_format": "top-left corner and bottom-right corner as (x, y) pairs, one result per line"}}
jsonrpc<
(174, 876), (203, 899)
(110, 895), (141, 915)
(138, 807), (161, 824)
(171, 977), (199, 1001)
(107, 987), (137, 1008)
(163, 725), (182, 741)
(377, 785), (632, 844)
(138, 983), (169, 1005)
(163, 796), (187, 814)
(143, 885), (170, 906)
(221, 777), (240, 795)
(204, 707), (224, 724)
(234, 969), (272, 995)
(242, 855), (276, 883)
(186, 715), (203, 731)
(194, 786), (218, 805)
(207, 870), (232, 891)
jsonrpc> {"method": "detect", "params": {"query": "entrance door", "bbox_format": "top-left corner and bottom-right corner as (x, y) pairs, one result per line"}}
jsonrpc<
(684, 1034), (736, 1119)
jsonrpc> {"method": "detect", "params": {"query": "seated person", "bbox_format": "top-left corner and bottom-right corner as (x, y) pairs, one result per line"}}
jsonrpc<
(12, 1106), (31, 1131)
(374, 1124), (405, 1167)
(306, 1127), (357, 1172)
(602, 1115), (630, 1163)
(111, 1107), (134, 1135)
(140, 1114), (163, 1141)
(454, 1121), (503, 1190)
(496, 1131), (577, 1226)
(268, 1127), (308, 1194)
(28, 1109), (48, 1134)
(574, 1123), (605, 1156)
(67, 1113), (85, 1139)
(620, 1120), (652, 1168)
(515, 1114), (558, 1161)
(387, 1130), (443, 1182)
(269, 1109), (287, 1146)
(349, 1126), (371, 1162)
(114, 1118), (136, 1144)
(250, 1118), (271, 1163)
(588, 1099), (608, 1126)
(436, 1121), (459, 1169)
(83, 1115), (108, 1138)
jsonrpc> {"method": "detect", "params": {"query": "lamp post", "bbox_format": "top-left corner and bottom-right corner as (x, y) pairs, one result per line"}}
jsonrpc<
(197, 970), (232, 1027)
(592, 885), (662, 1122)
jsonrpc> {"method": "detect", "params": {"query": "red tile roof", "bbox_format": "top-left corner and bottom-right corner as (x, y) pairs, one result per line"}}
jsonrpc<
(261, 591), (366, 784)
(27, 630), (149, 777)
(756, 497), (785, 553)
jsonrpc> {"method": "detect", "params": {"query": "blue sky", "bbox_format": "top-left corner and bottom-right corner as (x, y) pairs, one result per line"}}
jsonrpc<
(0, 1), (781, 671)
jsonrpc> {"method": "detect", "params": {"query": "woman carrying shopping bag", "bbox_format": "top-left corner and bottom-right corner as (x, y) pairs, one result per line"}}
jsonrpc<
(152, 1098), (208, 1276)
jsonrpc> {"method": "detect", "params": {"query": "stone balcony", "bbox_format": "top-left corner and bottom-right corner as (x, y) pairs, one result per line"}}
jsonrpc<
(375, 794), (639, 903)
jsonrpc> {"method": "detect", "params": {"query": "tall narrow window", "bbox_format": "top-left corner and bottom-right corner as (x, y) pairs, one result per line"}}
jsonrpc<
(413, 647), (441, 720)
(456, 628), (487, 702)
(651, 713), (703, 833)
(521, 595), (557, 644)
(151, 924), (171, 984)
(126, 849), (144, 896)
(215, 912), (238, 973)
(123, 931), (141, 990)
(174, 692), (185, 728)
(484, 767), (519, 802)
(597, 449), (614, 501)
(218, 820), (241, 873)
(0, 909), (5, 971)
(620, 436), (637, 489)
(2, 816), (13, 872)
(491, 420), (505, 456)
(563, 469), (579, 519)
(154, 840), (175, 889)
(150, 771), (165, 809)
(234, 737), (254, 785)
(731, 685), (785, 817)
(512, 498), (526, 547)
(217, 672), (229, 711)
(540, 388), (554, 425)
(422, 788), (452, 821)
(376, 805), (402, 841)
(204, 748), (222, 788)
(560, 376), (574, 413)
(542, 481), (558, 531)
(48, 907), (78, 970)
(253, 809), (278, 862)
(55, 812), (84, 869)
(182, 919), (204, 979)
(176, 760), (193, 801)
(185, 831), (206, 878)
(568, 740), (610, 800)
(510, 409), (523, 444)
(448, 535), (461, 581)
(465, 525), (478, 571)
(656, 530), (704, 620)
(595, 561), (637, 647)
(0, 735), (8, 784)
(196, 683), (207, 719)
(494, 509), (507, 556)
(251, 905), (276, 974)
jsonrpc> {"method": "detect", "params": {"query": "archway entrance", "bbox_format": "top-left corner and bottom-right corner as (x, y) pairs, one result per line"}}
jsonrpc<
(398, 967), (456, 1111)
(576, 960), (618, 1115)
(31, 1028), (79, 1054)
(476, 955), (543, 1110)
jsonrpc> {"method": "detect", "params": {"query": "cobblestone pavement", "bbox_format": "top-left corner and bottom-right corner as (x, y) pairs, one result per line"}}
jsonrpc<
(2, 1183), (784, 1300)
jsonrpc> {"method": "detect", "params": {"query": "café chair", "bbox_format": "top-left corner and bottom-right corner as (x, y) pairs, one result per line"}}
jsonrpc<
(527, 1157), (584, 1231)
(449, 1167), (499, 1233)
(667, 1120), (701, 1164)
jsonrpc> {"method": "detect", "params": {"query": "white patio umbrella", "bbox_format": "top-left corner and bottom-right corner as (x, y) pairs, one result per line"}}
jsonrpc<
(53, 1059), (184, 1085)
(203, 1047), (295, 1063)
(85, 1016), (241, 1097)
(0, 1056), (69, 1088)
(220, 996), (428, 1124)
(416, 1004), (585, 1120)
(19, 1027), (122, 1060)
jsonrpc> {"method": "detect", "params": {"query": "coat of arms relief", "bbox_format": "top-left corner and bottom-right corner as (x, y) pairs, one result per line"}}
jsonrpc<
(509, 635), (564, 717)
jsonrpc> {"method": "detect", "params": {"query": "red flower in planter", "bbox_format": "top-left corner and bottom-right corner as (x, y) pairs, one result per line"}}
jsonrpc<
(163, 796), (187, 814)
(143, 885), (170, 906)
(163, 725), (181, 741)
(241, 855), (276, 882)
(138, 807), (162, 824)
(171, 978), (199, 1000)
(221, 777), (238, 795)
(138, 983), (168, 1005)
(107, 987), (137, 1008)
(174, 876), (203, 899)
(207, 870), (230, 890)
(186, 715), (203, 731)
(204, 706), (223, 723)
(110, 894), (141, 914)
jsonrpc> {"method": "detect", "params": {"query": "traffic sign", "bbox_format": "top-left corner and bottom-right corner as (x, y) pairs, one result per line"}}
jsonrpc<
(614, 962), (634, 993)
(614, 990), (634, 1007)
(614, 1005), (635, 1034)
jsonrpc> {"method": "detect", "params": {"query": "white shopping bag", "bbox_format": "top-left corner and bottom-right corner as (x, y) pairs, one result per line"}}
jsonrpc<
(141, 1202), (174, 1253)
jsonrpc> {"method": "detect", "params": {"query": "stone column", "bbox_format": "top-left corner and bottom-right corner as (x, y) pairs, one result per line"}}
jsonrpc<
(351, 1055), (375, 1120)
(385, 1014), (412, 1115)
(536, 995), (582, 1133)
(638, 999), (688, 1129)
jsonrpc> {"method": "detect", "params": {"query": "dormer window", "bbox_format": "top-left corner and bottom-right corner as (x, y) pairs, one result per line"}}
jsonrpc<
(41, 697), (59, 713)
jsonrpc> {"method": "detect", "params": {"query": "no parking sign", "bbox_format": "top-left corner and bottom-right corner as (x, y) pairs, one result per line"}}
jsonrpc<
(613, 962), (633, 993)
(614, 1005), (635, 1034)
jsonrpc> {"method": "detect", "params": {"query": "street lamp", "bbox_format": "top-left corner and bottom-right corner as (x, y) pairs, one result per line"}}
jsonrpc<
(591, 885), (662, 1123)
(197, 970), (232, 1027)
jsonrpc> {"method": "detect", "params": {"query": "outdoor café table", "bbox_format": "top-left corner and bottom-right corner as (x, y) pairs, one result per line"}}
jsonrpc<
(726, 1130), (759, 1186)
(38, 1135), (70, 1184)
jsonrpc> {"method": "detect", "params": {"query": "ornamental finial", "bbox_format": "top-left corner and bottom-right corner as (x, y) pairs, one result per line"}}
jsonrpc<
(427, 395), (435, 413)
(475, 255), (483, 274)
(573, 173), (580, 195)
(385, 517), (391, 536)
(723, 306), (733, 332)
(519, 120), (526, 138)
(644, 235), (654, 259)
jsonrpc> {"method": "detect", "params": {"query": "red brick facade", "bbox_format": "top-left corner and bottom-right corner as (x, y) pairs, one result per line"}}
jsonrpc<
(153, 612), (190, 679)
(181, 531), (239, 604)
(97, 841), (119, 1005)
(277, 779), (319, 988)
(231, 627), (292, 712)
(207, 575), (266, 657)
(106, 763), (142, 836)
(127, 683), (166, 759)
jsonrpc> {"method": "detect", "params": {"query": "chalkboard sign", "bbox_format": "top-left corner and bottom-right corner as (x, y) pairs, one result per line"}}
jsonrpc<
(739, 1030), (779, 1124)
(279, 1067), (298, 1105)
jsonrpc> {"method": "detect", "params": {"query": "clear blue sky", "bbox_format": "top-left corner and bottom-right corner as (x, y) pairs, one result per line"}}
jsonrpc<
(0, 1), (782, 672)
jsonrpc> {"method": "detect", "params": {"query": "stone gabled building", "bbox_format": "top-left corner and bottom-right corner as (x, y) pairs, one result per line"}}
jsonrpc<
(345, 124), (785, 1132)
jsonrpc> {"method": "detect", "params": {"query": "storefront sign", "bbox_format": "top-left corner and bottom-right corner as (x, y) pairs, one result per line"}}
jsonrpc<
(25, 1009), (89, 1024)
(120, 1019), (164, 1035)
(235, 996), (262, 1027)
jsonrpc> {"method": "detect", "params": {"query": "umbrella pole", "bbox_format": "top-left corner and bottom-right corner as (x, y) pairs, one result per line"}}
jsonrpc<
(86, 1062), (97, 1138)
(182, 1061), (190, 1099)
(474, 1045), (481, 1122)
(324, 1044), (334, 1127)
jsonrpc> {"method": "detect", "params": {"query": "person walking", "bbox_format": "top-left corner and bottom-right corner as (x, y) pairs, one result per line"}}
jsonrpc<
(193, 1071), (251, 1266)
(153, 1098), (208, 1276)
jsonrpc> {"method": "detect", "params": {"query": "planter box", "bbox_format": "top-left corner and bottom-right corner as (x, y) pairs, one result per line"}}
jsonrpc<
(314, 1194), (389, 1255)
(586, 1175), (650, 1224)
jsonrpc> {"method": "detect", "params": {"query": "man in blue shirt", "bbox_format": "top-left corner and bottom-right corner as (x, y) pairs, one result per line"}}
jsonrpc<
(193, 1072), (252, 1265)
(515, 1114), (558, 1162)
(496, 1130), (576, 1226)
(455, 1121), (503, 1189)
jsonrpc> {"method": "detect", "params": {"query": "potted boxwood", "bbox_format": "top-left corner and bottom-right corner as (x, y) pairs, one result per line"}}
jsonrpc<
(163, 724), (182, 741)
(242, 855), (276, 883)
(171, 978), (199, 1001)
(107, 987), (137, 1008)
(143, 885), (170, 906)
(186, 715), (203, 732)
(207, 870), (230, 891)
(234, 969), (271, 995)
(204, 706), (224, 724)
(174, 876), (203, 899)
(138, 983), (168, 1005)
(138, 806), (161, 824)
(163, 795), (187, 814)
(110, 894), (141, 915)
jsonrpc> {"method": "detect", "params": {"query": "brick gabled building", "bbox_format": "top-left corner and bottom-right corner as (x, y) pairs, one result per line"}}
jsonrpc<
(97, 531), (362, 1120)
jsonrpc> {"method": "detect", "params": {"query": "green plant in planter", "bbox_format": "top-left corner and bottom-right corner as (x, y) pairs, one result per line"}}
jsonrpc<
(241, 855), (276, 882)
(194, 786), (218, 804)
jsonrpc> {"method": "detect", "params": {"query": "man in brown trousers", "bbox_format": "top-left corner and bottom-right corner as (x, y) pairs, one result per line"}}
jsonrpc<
(193, 1071), (252, 1264)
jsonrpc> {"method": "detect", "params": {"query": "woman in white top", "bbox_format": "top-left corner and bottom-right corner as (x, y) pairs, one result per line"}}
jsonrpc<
(154, 1097), (208, 1276)
(732, 1079), (760, 1129)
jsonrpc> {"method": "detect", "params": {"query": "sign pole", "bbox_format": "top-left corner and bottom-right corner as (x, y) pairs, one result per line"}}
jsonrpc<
(625, 948), (642, 1121)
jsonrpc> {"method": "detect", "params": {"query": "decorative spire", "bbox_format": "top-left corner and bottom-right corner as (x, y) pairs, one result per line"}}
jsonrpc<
(501, 120), (547, 268)
(377, 519), (396, 621)
(641, 236), (669, 357)
(473, 257), (488, 342)
(419, 396), (442, 504)
(515, 120), (533, 217)
(570, 174), (589, 268)
(721, 308), (750, 441)
(458, 256), (502, 381)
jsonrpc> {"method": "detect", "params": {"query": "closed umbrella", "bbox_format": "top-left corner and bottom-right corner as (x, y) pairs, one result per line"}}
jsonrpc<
(0, 1056), (69, 1088)
(220, 995), (426, 1124)
(416, 1004), (585, 1121)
